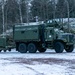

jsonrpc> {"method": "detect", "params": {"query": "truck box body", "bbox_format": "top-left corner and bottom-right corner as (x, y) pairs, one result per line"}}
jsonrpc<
(14, 22), (44, 42)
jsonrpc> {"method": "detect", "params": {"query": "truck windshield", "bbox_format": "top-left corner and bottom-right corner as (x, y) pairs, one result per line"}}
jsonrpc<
(54, 28), (64, 34)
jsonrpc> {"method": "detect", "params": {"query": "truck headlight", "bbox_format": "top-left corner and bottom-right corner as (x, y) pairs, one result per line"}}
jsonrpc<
(49, 35), (52, 38)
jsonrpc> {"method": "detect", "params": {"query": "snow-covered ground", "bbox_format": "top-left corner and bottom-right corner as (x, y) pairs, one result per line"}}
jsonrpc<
(0, 49), (75, 75)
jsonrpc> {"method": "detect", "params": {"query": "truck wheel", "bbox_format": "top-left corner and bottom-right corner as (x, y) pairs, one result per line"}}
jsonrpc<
(0, 50), (2, 52)
(65, 45), (74, 52)
(38, 48), (46, 53)
(8, 48), (11, 52)
(54, 42), (64, 53)
(18, 43), (27, 53)
(4, 50), (6, 52)
(27, 43), (37, 53)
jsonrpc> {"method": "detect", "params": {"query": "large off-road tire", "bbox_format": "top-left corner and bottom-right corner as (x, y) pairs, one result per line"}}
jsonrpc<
(54, 42), (64, 53)
(65, 45), (74, 52)
(18, 43), (27, 53)
(38, 48), (46, 53)
(27, 43), (37, 53)
(4, 50), (6, 52)
(0, 50), (2, 52)
(8, 48), (11, 52)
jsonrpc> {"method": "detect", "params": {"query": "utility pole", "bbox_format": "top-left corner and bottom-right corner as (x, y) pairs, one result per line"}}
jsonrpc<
(2, 0), (5, 37)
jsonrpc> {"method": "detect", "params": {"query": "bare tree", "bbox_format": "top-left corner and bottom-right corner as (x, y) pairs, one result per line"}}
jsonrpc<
(2, 0), (5, 37)
(65, 0), (70, 32)
(18, 0), (23, 23)
(26, 1), (29, 23)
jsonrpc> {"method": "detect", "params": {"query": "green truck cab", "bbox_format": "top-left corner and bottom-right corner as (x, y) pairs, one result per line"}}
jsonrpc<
(13, 21), (74, 53)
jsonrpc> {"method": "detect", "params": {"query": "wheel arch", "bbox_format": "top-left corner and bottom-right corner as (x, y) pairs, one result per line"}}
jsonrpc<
(53, 40), (66, 48)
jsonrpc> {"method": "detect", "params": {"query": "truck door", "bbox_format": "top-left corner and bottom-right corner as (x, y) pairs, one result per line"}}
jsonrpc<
(39, 25), (45, 43)
(46, 27), (54, 41)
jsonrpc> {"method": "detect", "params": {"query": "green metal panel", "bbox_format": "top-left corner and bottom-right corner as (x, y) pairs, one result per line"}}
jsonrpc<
(45, 27), (54, 41)
(14, 24), (40, 42)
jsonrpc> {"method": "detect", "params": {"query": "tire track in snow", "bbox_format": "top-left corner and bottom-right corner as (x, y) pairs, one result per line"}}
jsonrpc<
(24, 65), (45, 75)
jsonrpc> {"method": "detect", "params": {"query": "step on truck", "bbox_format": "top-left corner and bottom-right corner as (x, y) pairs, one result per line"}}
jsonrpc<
(13, 21), (74, 53)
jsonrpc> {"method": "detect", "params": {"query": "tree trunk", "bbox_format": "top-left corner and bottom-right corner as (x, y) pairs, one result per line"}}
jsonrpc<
(19, 3), (23, 23)
(2, 0), (5, 37)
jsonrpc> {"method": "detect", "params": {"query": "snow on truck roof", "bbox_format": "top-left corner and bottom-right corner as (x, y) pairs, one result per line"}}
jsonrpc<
(15, 21), (44, 27)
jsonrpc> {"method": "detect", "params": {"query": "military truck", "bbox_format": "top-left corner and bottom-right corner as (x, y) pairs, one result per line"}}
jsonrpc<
(13, 21), (74, 53)
(0, 29), (15, 52)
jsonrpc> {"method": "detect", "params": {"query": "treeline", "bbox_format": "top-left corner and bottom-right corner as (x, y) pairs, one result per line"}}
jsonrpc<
(31, 0), (75, 21)
(0, 0), (75, 33)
